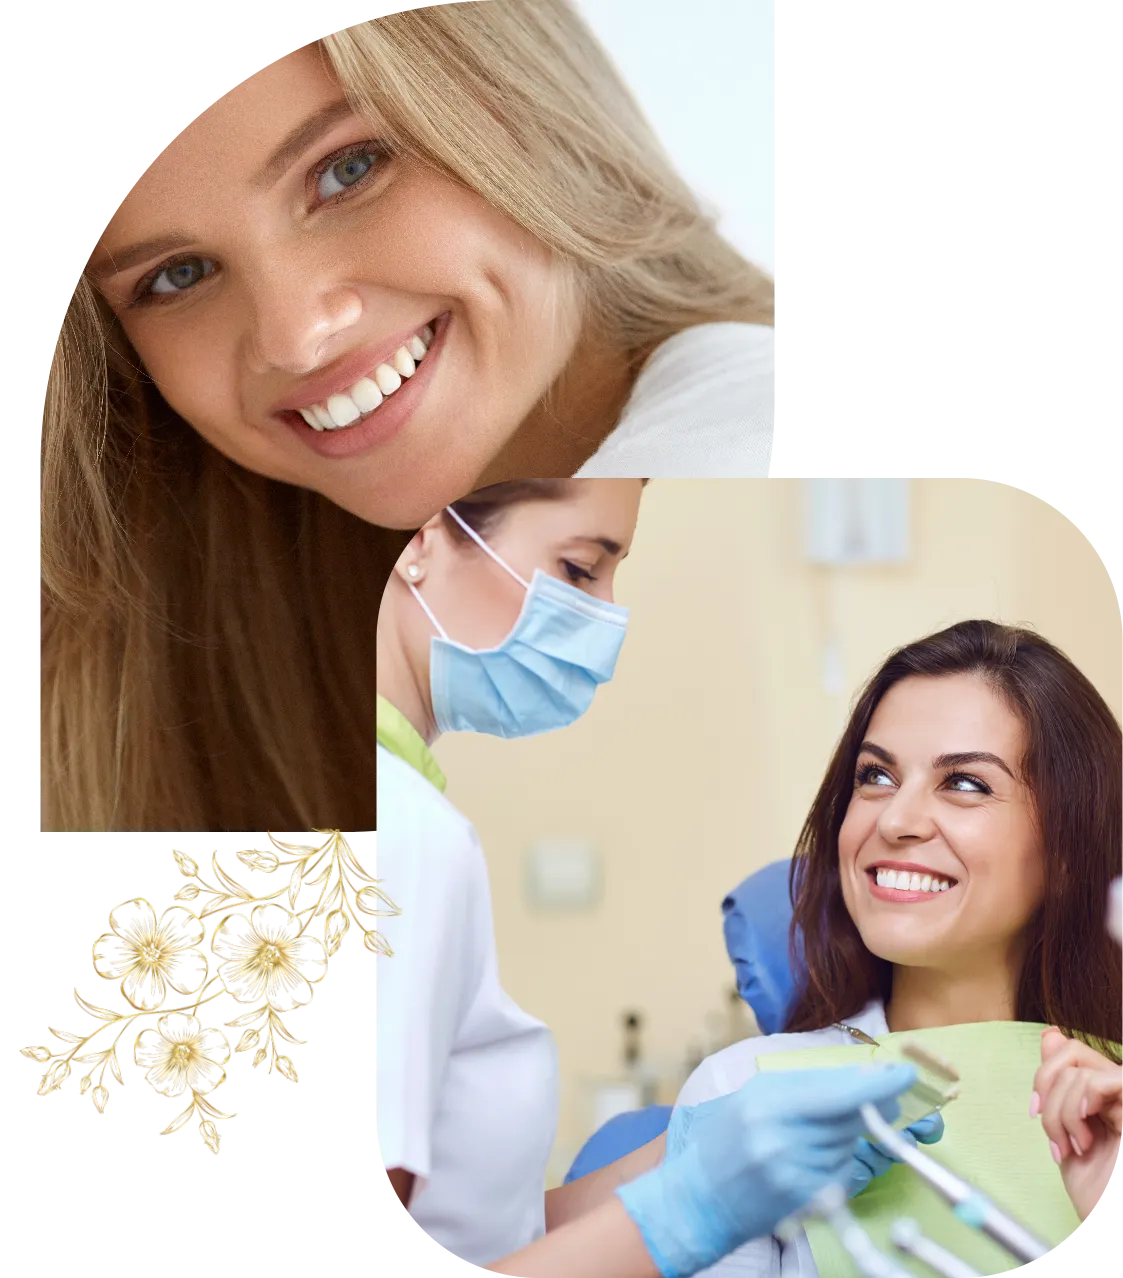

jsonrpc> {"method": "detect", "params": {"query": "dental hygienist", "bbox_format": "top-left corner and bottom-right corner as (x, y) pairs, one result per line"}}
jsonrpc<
(375, 478), (923, 1278)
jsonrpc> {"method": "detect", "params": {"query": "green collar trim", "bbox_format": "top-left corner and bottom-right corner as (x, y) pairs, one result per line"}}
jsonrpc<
(377, 696), (446, 793)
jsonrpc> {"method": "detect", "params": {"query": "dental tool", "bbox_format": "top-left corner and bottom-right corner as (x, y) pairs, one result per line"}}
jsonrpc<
(796, 1183), (914, 1278)
(889, 1218), (982, 1278)
(859, 1103), (1049, 1264)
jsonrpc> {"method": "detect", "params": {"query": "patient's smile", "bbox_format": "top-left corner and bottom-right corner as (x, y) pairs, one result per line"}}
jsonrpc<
(867, 860), (958, 902)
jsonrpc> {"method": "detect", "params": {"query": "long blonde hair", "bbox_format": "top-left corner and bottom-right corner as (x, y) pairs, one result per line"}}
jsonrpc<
(43, 0), (772, 830)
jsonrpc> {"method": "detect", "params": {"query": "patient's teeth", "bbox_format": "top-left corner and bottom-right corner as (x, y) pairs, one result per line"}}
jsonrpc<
(327, 394), (361, 428)
(392, 347), (416, 378)
(884, 870), (898, 889)
(939, 879), (950, 891)
(909, 873), (922, 891)
(921, 875), (932, 892)
(351, 377), (383, 414)
(311, 404), (334, 430)
(299, 408), (322, 430)
(407, 335), (427, 360)
(374, 364), (402, 395)
(420, 324), (434, 344)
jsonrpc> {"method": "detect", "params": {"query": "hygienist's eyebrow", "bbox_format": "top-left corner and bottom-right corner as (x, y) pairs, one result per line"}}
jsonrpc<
(252, 98), (357, 189)
(858, 741), (1015, 780)
(569, 535), (624, 556)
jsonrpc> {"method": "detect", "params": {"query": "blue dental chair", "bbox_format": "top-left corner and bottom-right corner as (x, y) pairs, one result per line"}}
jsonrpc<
(564, 859), (802, 1182)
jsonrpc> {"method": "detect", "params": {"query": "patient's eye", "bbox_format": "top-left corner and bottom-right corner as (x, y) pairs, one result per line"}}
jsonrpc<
(856, 763), (894, 788)
(945, 772), (992, 795)
(315, 143), (385, 202)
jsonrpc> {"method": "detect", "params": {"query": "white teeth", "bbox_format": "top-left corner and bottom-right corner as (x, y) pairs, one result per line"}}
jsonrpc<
(875, 868), (953, 894)
(294, 324), (433, 431)
(326, 394), (361, 428)
(392, 346), (416, 377)
(351, 378), (383, 414)
(374, 363), (402, 395)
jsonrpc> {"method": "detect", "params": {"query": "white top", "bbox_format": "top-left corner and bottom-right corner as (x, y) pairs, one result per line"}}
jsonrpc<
(376, 745), (560, 1267)
(575, 322), (773, 478)
(674, 1000), (890, 1278)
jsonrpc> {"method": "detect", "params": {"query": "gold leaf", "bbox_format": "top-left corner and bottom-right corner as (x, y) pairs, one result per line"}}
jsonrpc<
(49, 1028), (84, 1044)
(195, 1094), (236, 1120)
(324, 909), (349, 956)
(235, 1030), (260, 1053)
(340, 840), (375, 883)
(175, 884), (200, 901)
(20, 1047), (51, 1062)
(161, 1102), (195, 1135)
(74, 1052), (107, 1064)
(253, 1048), (267, 1068)
(268, 1015), (305, 1046)
(212, 853), (252, 899)
(93, 1086), (109, 1113)
(275, 1055), (298, 1083)
(288, 861), (303, 909)
(199, 1120), (221, 1154)
(364, 929), (394, 956)
(236, 850), (279, 873)
(74, 991), (122, 1022)
(314, 881), (343, 918)
(109, 1052), (124, 1085)
(38, 1061), (70, 1094)
(80, 1076), (92, 1094)
(225, 1007), (268, 1028)
(357, 885), (401, 917)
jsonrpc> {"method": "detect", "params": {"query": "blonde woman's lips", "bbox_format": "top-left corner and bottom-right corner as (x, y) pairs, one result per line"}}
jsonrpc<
(273, 313), (449, 458)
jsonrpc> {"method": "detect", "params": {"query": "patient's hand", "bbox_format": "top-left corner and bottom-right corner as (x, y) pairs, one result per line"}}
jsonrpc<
(1031, 1028), (1121, 1220)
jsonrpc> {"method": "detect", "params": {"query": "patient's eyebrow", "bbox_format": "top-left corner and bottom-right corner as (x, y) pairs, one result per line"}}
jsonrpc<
(87, 100), (361, 284)
(252, 98), (356, 188)
(858, 741), (1015, 779)
(88, 233), (196, 282)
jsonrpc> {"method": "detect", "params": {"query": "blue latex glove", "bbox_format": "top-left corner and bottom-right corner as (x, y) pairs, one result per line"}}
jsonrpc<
(847, 1111), (945, 1197)
(617, 1064), (916, 1278)
(667, 1099), (944, 1198)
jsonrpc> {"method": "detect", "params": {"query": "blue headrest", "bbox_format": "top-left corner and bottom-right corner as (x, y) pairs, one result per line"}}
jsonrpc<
(722, 859), (804, 1035)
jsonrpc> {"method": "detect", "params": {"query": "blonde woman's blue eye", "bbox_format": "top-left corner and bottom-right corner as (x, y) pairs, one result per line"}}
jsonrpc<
(149, 256), (215, 295)
(318, 151), (378, 200)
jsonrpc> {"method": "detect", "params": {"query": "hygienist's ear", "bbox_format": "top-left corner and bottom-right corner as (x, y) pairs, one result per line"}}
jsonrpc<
(392, 512), (446, 585)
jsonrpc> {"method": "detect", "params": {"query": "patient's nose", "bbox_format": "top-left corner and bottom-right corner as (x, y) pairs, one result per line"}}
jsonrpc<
(877, 783), (938, 844)
(242, 255), (363, 375)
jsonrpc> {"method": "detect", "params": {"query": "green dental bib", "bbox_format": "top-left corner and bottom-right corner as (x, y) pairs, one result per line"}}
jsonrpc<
(376, 695), (446, 793)
(757, 1022), (1082, 1276)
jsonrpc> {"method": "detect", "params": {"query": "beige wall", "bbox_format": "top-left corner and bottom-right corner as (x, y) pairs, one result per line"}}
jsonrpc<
(431, 479), (1121, 1182)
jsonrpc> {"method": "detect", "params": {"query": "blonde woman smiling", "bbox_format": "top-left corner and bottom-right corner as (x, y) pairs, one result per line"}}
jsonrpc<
(44, 0), (772, 830)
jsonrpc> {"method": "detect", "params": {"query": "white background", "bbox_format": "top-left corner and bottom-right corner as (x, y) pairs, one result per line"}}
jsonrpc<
(572, 0), (775, 270)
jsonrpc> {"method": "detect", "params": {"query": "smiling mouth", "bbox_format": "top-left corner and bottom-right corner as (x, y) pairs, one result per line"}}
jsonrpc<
(867, 865), (959, 897)
(292, 322), (435, 432)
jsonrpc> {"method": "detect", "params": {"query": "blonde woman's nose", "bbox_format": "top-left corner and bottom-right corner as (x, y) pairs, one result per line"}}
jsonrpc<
(876, 784), (939, 844)
(242, 271), (364, 375)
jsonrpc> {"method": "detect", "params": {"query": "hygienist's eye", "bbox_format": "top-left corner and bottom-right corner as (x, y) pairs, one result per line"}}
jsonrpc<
(315, 144), (384, 201)
(561, 560), (596, 584)
(856, 763), (894, 788)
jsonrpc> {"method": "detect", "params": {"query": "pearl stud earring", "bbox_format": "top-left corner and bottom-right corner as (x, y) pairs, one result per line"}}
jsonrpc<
(406, 564), (421, 581)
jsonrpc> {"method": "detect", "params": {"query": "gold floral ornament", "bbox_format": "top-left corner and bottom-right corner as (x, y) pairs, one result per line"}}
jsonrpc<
(20, 831), (397, 1155)
(362, 879), (401, 961)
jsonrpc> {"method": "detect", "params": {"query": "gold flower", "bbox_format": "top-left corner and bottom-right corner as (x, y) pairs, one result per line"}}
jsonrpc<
(93, 900), (207, 1011)
(219, 925), (305, 1001)
(134, 1013), (230, 1097)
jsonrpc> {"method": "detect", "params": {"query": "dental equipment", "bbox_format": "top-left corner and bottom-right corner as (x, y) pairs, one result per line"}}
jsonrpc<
(889, 1219), (982, 1278)
(783, 1183), (913, 1278)
(858, 1103), (1050, 1264)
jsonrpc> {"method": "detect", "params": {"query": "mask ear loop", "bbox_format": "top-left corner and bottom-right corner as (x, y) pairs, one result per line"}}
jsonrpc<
(445, 505), (531, 590)
(408, 582), (450, 640)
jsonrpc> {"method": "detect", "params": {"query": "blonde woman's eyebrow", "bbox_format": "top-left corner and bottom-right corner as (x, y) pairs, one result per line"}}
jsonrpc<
(251, 98), (357, 189)
(87, 100), (362, 284)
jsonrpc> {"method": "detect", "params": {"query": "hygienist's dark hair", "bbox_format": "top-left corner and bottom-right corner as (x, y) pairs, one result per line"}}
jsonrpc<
(785, 619), (1122, 1060)
(445, 478), (649, 541)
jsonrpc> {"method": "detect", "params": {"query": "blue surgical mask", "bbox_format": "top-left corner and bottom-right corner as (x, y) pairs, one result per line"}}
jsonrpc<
(408, 507), (629, 738)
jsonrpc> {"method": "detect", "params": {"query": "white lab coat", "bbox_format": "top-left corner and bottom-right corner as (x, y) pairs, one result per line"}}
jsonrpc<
(376, 745), (559, 1267)
(675, 1000), (890, 1278)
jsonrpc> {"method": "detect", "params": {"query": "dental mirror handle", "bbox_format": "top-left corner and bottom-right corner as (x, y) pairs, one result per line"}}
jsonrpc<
(859, 1104), (1050, 1264)
(890, 1218), (982, 1278)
